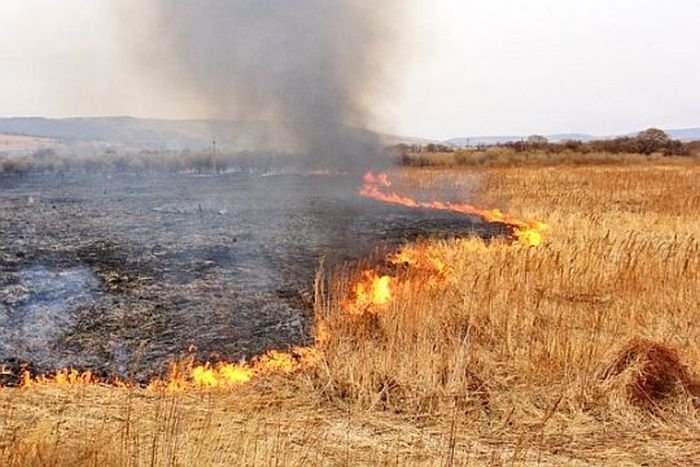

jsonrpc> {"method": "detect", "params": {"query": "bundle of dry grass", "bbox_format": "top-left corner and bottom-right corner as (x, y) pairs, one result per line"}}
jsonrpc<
(600, 338), (699, 409)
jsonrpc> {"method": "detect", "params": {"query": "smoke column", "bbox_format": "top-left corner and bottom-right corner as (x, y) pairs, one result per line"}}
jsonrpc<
(136, 0), (403, 171)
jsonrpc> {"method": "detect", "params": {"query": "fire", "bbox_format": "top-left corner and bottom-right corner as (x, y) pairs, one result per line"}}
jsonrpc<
(344, 271), (393, 316)
(147, 361), (255, 392)
(363, 171), (392, 187)
(20, 369), (101, 389)
(145, 346), (322, 393)
(17, 347), (322, 393)
(390, 243), (452, 275)
(10, 171), (550, 393)
(340, 241), (475, 316)
(360, 172), (549, 247)
(341, 173), (550, 315)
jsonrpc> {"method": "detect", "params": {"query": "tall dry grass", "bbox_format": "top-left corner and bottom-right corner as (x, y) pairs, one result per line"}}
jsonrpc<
(402, 149), (699, 167)
(2, 163), (699, 465)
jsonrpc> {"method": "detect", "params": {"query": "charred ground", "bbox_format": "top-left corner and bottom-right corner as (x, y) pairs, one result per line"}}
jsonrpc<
(0, 171), (505, 382)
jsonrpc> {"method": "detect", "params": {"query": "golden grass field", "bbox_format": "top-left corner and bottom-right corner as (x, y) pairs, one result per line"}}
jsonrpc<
(2, 160), (699, 466)
(401, 148), (700, 167)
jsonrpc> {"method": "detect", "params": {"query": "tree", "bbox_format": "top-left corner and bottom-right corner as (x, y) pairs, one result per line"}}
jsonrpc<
(636, 128), (669, 155)
(527, 135), (548, 145)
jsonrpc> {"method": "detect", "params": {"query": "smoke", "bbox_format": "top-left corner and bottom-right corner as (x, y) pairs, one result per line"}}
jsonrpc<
(0, 266), (97, 370)
(130, 0), (403, 171)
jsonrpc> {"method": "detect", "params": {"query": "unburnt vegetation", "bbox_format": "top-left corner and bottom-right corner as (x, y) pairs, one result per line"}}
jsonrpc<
(2, 162), (699, 465)
(399, 129), (699, 167)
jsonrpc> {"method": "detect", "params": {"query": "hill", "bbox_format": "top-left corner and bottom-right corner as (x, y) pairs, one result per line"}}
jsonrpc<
(0, 117), (429, 156)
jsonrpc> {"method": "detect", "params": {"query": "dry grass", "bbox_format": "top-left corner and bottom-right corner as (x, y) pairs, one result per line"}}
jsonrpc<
(402, 149), (700, 167)
(2, 162), (700, 465)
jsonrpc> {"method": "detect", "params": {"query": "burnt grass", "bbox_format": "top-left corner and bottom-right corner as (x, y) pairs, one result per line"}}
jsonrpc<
(0, 171), (507, 383)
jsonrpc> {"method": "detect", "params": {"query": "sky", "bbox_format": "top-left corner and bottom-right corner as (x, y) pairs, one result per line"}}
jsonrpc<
(0, 0), (699, 140)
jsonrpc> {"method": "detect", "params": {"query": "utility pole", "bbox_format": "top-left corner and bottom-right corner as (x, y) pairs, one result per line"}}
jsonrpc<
(211, 138), (217, 174)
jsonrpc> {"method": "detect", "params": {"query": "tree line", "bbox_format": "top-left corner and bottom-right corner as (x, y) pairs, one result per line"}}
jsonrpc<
(392, 128), (694, 157)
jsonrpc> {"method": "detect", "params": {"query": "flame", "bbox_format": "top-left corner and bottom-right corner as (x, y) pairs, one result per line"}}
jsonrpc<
(343, 169), (552, 316)
(363, 171), (392, 187)
(144, 346), (321, 393)
(341, 240), (481, 315)
(344, 271), (393, 316)
(20, 369), (100, 389)
(360, 172), (549, 247)
(17, 347), (321, 393)
(390, 243), (451, 275)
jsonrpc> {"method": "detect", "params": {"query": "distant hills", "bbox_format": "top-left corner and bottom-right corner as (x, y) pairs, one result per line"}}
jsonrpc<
(0, 117), (295, 155)
(0, 116), (698, 156)
(0, 117), (435, 156)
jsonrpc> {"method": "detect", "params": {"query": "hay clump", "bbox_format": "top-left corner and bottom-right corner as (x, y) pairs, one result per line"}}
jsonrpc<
(599, 338), (698, 408)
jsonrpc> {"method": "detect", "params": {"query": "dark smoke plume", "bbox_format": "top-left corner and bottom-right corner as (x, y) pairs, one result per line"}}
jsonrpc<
(140, 0), (402, 171)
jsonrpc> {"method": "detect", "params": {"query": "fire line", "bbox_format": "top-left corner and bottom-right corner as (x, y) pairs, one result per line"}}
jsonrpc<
(11, 172), (549, 392)
(360, 172), (549, 247)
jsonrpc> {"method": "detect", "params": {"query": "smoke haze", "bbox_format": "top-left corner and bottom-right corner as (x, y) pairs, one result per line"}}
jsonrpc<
(130, 0), (403, 170)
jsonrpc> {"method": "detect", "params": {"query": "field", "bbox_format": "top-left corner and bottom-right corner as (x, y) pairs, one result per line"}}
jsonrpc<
(0, 134), (58, 156)
(399, 147), (700, 167)
(2, 160), (699, 465)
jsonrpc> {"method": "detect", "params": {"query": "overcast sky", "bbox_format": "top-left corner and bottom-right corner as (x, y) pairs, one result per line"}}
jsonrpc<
(1, 0), (699, 140)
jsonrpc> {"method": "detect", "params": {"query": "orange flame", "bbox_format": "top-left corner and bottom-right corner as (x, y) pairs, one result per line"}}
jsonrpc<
(343, 270), (393, 316)
(390, 244), (451, 275)
(20, 369), (101, 389)
(145, 346), (322, 393)
(360, 172), (549, 247)
(364, 171), (392, 188)
(17, 347), (322, 393)
(388, 243), (457, 288)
